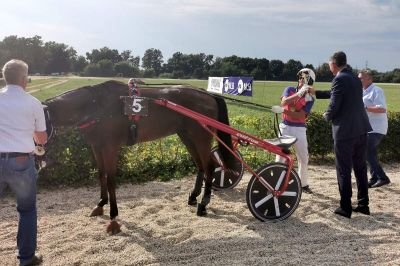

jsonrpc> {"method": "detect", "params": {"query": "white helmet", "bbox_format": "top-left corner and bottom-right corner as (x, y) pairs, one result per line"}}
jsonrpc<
(297, 68), (316, 85)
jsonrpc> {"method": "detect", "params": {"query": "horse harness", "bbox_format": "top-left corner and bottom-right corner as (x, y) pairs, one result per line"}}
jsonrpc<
(127, 83), (141, 143)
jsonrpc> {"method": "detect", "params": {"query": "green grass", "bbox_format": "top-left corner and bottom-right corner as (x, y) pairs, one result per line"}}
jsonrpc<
(30, 77), (400, 115)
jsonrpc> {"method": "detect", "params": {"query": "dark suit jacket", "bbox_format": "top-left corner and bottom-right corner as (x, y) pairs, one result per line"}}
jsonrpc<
(316, 68), (371, 140)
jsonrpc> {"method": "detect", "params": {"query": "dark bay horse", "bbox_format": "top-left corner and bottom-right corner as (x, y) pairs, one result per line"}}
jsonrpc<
(44, 80), (237, 234)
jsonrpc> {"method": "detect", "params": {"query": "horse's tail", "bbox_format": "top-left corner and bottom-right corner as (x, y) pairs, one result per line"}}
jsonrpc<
(214, 96), (236, 167)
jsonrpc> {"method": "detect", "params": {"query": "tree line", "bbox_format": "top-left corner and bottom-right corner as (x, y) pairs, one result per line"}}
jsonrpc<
(1, 35), (399, 83)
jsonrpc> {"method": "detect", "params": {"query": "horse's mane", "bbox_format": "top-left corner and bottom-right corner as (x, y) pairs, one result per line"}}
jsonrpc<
(44, 80), (126, 103)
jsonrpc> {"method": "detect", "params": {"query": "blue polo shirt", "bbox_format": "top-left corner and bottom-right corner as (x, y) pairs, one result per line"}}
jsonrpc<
(363, 83), (388, 135)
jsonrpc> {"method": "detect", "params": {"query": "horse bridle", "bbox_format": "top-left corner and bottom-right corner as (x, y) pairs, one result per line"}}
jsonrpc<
(34, 105), (57, 168)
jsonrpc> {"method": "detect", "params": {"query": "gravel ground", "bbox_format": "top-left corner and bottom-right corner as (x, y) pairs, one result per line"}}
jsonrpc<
(0, 163), (399, 265)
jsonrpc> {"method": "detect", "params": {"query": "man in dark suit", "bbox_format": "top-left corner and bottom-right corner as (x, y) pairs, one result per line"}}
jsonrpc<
(310, 51), (372, 218)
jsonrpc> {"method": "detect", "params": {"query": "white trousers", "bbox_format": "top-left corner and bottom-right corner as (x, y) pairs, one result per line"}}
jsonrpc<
(275, 123), (309, 187)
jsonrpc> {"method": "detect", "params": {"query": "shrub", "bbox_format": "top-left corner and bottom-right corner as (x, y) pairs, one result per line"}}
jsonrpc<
(38, 112), (400, 186)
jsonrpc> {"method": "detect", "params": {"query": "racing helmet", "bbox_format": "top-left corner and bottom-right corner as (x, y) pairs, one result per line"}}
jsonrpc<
(297, 68), (316, 85)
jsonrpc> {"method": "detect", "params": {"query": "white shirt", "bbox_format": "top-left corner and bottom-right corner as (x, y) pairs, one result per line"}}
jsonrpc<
(362, 83), (388, 135)
(0, 85), (46, 153)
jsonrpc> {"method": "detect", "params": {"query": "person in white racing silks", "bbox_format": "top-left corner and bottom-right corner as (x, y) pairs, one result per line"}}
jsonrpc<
(272, 68), (316, 194)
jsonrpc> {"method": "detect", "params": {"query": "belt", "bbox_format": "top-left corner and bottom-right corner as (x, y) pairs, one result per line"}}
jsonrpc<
(0, 152), (30, 158)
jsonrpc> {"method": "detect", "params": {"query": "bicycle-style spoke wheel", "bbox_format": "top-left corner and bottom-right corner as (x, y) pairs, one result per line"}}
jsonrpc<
(246, 163), (301, 221)
(211, 146), (244, 190)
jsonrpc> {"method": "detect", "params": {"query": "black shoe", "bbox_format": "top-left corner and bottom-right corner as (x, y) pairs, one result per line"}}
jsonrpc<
(353, 205), (370, 215)
(20, 254), (43, 266)
(371, 178), (391, 188)
(334, 207), (351, 218)
(368, 178), (378, 188)
(302, 185), (313, 194)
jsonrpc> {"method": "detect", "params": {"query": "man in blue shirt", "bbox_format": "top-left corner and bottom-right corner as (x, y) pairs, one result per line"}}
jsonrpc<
(358, 69), (390, 188)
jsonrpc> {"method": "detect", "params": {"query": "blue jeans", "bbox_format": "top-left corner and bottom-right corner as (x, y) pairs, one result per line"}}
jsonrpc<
(367, 133), (389, 182)
(0, 154), (37, 265)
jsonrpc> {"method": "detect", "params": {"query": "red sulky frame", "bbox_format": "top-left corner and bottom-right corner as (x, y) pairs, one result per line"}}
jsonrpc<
(154, 98), (295, 198)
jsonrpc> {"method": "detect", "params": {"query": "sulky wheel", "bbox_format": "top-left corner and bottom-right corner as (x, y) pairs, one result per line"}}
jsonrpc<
(246, 162), (301, 221)
(211, 146), (244, 190)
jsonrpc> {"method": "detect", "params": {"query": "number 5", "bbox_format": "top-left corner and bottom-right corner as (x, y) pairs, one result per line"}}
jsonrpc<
(132, 98), (143, 113)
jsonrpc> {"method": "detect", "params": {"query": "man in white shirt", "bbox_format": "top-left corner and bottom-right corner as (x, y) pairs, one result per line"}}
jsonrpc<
(0, 59), (47, 266)
(358, 69), (390, 188)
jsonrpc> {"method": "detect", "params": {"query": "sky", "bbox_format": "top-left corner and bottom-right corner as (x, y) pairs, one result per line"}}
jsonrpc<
(1, 0), (400, 71)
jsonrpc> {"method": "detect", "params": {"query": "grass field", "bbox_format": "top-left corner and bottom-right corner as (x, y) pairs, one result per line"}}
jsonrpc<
(29, 76), (400, 116)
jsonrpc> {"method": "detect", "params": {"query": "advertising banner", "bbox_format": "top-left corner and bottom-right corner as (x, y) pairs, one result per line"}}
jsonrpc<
(223, 77), (253, 96)
(207, 77), (224, 94)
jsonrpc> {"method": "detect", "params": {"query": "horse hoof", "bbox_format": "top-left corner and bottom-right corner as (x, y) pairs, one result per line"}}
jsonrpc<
(188, 194), (197, 206)
(197, 203), (207, 216)
(90, 206), (104, 217)
(106, 220), (121, 235)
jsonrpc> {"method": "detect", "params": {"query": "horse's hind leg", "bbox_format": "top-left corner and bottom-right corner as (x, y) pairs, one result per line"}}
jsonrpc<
(197, 160), (215, 216)
(178, 133), (205, 206)
(90, 147), (108, 217)
(189, 171), (204, 205)
(179, 130), (215, 216)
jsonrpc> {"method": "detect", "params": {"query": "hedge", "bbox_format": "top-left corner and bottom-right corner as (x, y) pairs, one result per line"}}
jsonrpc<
(38, 112), (400, 186)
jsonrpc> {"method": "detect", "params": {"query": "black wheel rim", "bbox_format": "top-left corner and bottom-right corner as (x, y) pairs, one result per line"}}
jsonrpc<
(247, 164), (301, 221)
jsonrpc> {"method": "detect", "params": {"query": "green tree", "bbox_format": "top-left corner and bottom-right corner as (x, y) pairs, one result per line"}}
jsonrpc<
(86, 47), (122, 64)
(142, 48), (163, 76)
(269, 59), (284, 80)
(0, 35), (46, 74)
(121, 50), (140, 68)
(71, 55), (88, 73)
(83, 64), (100, 76)
(315, 63), (333, 82)
(44, 41), (76, 74)
(282, 59), (303, 81)
(253, 58), (270, 80)
(97, 59), (114, 76)
(114, 61), (139, 77)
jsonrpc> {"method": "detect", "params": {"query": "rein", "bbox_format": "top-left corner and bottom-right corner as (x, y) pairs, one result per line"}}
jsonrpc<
(76, 87), (102, 129)
(208, 92), (282, 138)
(78, 119), (98, 129)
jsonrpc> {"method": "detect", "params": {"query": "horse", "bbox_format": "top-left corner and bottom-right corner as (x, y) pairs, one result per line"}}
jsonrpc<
(43, 80), (237, 234)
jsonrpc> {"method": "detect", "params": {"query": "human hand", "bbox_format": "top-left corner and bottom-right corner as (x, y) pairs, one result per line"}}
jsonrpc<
(307, 86), (316, 95)
(271, 105), (284, 114)
(323, 112), (329, 121)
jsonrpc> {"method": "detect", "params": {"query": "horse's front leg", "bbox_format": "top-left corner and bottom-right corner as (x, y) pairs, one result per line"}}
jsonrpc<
(103, 148), (121, 235)
(90, 148), (108, 217)
(90, 169), (108, 216)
